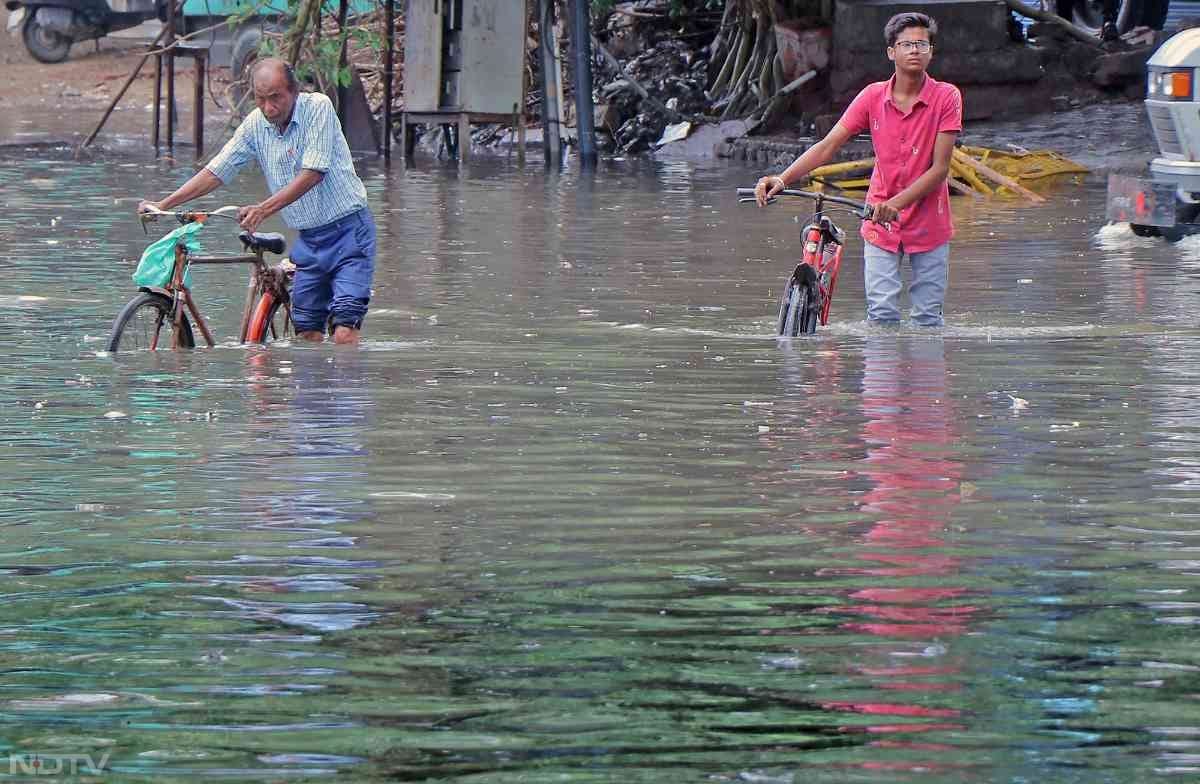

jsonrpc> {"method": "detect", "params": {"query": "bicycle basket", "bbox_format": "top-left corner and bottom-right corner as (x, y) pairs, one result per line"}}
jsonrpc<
(133, 221), (204, 288)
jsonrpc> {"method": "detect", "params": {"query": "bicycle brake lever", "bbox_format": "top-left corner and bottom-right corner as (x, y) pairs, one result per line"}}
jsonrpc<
(738, 196), (777, 205)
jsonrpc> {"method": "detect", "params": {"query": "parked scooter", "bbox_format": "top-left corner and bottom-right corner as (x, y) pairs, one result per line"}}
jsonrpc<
(4, 0), (164, 63)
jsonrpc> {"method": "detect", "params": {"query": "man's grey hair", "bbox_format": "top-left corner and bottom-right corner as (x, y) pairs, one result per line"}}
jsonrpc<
(250, 57), (299, 93)
(884, 12), (938, 47)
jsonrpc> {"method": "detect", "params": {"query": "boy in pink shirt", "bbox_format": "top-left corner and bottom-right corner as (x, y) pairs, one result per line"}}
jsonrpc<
(754, 12), (962, 326)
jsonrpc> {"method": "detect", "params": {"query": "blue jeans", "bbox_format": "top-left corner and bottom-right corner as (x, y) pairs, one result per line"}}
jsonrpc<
(863, 241), (949, 326)
(290, 208), (376, 333)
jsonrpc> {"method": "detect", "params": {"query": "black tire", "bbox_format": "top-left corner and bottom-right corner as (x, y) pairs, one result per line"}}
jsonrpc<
(230, 22), (292, 113)
(1062, 0), (1143, 35)
(107, 291), (195, 353)
(229, 26), (262, 114)
(1140, 0), (1168, 28)
(778, 279), (801, 337)
(798, 284), (820, 335)
(23, 12), (72, 64)
(777, 281), (820, 336)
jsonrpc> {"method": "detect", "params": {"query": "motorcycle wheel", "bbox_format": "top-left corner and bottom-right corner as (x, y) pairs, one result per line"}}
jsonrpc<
(229, 25), (262, 114)
(1057, 0), (1142, 36)
(23, 12), (72, 64)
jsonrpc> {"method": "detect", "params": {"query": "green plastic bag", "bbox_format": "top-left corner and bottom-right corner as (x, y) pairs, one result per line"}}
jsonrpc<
(133, 221), (204, 288)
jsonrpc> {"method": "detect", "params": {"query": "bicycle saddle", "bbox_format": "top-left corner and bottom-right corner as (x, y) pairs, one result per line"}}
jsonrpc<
(238, 231), (287, 255)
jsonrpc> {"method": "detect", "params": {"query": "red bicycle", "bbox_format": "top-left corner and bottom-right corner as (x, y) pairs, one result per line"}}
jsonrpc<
(738, 187), (874, 336)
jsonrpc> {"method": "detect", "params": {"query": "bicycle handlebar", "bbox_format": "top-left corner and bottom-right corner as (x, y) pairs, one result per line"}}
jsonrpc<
(139, 205), (242, 224)
(736, 187), (874, 221)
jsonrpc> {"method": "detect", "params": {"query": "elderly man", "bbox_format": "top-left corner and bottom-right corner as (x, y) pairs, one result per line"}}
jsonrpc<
(139, 58), (375, 344)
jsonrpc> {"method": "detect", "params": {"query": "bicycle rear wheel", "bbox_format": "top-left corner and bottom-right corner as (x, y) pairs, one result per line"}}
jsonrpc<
(107, 292), (195, 352)
(777, 264), (821, 337)
(246, 292), (293, 344)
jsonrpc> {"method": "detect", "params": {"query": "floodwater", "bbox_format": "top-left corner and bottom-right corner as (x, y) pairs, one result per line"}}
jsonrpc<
(2, 145), (1200, 782)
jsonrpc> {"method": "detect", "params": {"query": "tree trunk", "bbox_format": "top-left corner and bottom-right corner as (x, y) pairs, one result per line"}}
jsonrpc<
(709, 0), (787, 123)
(285, 0), (322, 67)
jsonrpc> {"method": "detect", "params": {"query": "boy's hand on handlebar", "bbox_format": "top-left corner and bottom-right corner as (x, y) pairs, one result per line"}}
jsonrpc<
(754, 175), (786, 207)
(137, 200), (163, 217)
(870, 200), (900, 224)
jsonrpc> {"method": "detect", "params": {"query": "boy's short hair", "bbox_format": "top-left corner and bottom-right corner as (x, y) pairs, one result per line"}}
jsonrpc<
(884, 12), (938, 47)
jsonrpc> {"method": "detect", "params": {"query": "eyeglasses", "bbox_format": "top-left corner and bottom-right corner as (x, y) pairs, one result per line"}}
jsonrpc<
(893, 40), (931, 53)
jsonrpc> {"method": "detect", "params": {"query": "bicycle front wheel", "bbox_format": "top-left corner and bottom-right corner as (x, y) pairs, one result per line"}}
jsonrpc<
(777, 265), (821, 337)
(245, 292), (293, 344)
(107, 292), (195, 353)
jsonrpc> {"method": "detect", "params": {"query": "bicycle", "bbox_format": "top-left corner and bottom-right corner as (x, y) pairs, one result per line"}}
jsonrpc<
(107, 206), (295, 352)
(737, 187), (875, 336)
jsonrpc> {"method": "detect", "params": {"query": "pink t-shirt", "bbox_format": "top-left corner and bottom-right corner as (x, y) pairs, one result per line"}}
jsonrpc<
(837, 75), (962, 254)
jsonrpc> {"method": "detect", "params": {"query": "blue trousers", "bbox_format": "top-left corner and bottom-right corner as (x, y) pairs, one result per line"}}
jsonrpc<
(863, 241), (949, 327)
(290, 208), (376, 332)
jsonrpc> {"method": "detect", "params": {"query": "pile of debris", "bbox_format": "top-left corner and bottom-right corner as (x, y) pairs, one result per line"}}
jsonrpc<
(514, 0), (713, 154)
(596, 35), (711, 153)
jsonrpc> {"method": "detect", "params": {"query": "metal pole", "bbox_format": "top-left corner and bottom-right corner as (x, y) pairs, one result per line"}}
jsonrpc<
(384, 0), (394, 164)
(193, 52), (205, 158)
(538, 0), (561, 166)
(569, 0), (596, 166)
(336, 0), (349, 129)
(166, 0), (176, 151)
(152, 53), (162, 152)
(517, 0), (529, 165)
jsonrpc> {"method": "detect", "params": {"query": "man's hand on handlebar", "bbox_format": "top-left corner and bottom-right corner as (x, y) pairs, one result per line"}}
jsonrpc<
(137, 200), (165, 217)
(238, 203), (271, 233)
(753, 175), (787, 207)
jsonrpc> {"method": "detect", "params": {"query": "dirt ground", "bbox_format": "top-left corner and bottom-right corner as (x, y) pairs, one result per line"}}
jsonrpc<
(1, 9), (234, 153)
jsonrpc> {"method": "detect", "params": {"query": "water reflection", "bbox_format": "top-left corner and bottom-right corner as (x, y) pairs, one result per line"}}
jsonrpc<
(824, 337), (975, 776)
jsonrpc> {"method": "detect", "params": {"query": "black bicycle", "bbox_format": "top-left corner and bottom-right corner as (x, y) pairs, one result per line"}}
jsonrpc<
(738, 187), (875, 336)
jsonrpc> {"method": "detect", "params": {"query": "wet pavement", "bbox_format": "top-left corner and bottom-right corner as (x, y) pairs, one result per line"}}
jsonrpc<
(963, 99), (1158, 173)
(0, 8), (231, 153)
(2, 145), (1200, 781)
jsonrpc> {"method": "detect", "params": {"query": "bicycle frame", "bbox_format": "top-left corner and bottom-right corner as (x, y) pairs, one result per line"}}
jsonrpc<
(160, 235), (291, 349)
(798, 194), (847, 327)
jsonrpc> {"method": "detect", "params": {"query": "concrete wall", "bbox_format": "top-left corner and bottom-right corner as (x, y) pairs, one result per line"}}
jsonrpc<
(831, 0), (1048, 119)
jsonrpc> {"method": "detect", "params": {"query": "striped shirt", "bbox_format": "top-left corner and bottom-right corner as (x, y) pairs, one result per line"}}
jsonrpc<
(206, 92), (368, 231)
